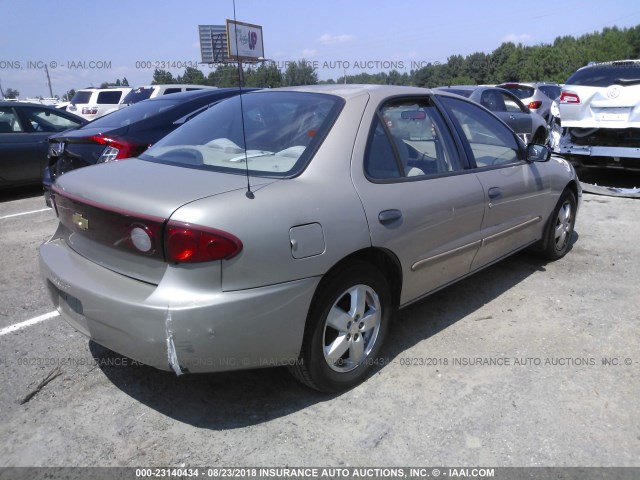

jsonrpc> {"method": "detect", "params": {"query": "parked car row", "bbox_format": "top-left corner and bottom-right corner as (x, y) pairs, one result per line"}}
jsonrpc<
(3, 80), (566, 194)
(66, 84), (217, 121)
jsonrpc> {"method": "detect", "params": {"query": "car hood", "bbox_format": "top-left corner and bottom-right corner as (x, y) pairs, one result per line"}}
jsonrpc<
(53, 158), (274, 218)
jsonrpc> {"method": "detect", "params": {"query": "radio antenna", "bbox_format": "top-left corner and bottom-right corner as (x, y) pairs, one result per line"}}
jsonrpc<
(233, 0), (254, 199)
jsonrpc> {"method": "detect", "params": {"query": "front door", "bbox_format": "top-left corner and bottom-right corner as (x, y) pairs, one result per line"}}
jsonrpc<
(439, 96), (550, 270)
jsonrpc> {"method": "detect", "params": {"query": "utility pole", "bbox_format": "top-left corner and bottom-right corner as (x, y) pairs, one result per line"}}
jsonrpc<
(44, 65), (54, 98)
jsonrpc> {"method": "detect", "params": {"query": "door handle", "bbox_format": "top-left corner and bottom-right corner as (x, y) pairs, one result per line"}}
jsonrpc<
(488, 187), (502, 199)
(378, 209), (402, 225)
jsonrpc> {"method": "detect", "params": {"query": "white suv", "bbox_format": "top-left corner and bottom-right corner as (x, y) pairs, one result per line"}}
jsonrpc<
(555, 60), (640, 169)
(119, 84), (216, 106)
(66, 87), (132, 121)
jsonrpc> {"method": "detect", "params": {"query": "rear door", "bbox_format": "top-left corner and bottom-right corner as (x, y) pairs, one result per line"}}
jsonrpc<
(351, 95), (485, 305)
(439, 96), (550, 270)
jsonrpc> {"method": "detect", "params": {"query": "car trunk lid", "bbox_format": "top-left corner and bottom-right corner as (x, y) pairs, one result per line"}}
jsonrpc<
(51, 159), (272, 284)
(560, 84), (640, 128)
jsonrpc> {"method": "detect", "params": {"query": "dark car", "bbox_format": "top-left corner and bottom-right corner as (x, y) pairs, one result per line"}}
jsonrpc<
(44, 88), (255, 204)
(437, 86), (548, 144)
(0, 102), (86, 190)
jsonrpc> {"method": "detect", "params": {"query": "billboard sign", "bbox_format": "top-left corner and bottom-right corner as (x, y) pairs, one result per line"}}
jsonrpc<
(226, 20), (264, 61)
(198, 25), (228, 63)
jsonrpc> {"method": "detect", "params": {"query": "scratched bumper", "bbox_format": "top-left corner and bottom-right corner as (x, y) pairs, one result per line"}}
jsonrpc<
(39, 238), (319, 373)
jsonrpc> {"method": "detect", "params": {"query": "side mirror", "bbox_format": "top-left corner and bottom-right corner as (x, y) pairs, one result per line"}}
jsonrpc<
(526, 143), (551, 162)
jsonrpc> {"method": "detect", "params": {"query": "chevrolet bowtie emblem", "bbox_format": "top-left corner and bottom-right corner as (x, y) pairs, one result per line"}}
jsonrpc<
(72, 213), (89, 230)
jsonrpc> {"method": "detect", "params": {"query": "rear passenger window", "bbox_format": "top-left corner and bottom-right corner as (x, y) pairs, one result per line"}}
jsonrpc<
(440, 96), (521, 168)
(96, 91), (124, 104)
(164, 88), (182, 95)
(364, 98), (461, 180)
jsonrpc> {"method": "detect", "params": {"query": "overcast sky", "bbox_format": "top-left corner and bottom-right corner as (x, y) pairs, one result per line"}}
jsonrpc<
(1, 0), (639, 98)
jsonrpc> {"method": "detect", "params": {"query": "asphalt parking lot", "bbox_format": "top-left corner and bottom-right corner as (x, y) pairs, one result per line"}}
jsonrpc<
(0, 184), (638, 468)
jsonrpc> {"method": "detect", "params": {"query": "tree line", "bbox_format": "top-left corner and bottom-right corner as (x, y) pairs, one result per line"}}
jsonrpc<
(4, 25), (637, 100)
(149, 25), (640, 88)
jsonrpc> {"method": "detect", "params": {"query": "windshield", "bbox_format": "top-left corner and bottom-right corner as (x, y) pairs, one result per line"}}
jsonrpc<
(141, 91), (344, 178)
(566, 62), (640, 87)
(85, 98), (179, 128)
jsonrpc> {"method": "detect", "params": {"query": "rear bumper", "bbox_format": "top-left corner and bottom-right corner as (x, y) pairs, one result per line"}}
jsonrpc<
(39, 238), (320, 373)
(556, 143), (640, 160)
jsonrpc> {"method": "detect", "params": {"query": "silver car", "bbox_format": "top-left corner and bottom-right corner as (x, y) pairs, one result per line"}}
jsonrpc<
(436, 86), (548, 144)
(39, 85), (581, 392)
(498, 82), (562, 123)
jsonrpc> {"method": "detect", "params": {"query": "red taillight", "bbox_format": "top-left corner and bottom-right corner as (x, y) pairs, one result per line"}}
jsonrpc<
(165, 221), (242, 263)
(528, 101), (542, 109)
(89, 134), (140, 162)
(560, 90), (580, 104)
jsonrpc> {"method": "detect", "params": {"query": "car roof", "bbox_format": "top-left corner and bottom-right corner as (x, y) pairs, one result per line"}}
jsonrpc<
(0, 101), (70, 111)
(437, 85), (478, 90)
(498, 82), (560, 87)
(255, 84), (439, 101)
(0, 101), (87, 122)
(140, 87), (255, 103)
(129, 84), (216, 89)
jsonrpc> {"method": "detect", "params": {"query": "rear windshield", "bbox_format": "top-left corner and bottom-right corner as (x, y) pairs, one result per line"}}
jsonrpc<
(85, 98), (180, 129)
(141, 91), (344, 178)
(566, 62), (640, 87)
(96, 91), (124, 104)
(499, 84), (535, 99)
(70, 91), (92, 105)
(122, 87), (155, 104)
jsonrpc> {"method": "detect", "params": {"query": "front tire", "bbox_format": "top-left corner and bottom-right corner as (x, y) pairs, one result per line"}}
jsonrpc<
(290, 262), (392, 392)
(541, 189), (576, 260)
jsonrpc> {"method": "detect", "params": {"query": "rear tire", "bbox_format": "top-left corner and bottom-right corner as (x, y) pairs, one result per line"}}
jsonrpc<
(541, 189), (576, 261)
(289, 262), (392, 392)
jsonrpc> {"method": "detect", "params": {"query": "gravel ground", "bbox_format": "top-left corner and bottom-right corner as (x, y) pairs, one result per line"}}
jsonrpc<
(0, 188), (638, 468)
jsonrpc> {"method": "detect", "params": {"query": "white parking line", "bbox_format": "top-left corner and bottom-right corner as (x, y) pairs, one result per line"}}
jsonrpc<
(0, 208), (51, 220)
(0, 311), (60, 336)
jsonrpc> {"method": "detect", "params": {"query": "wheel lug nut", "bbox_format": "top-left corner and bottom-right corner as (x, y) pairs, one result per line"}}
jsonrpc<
(346, 334), (351, 341)
(359, 322), (364, 329)
(354, 333), (359, 340)
(346, 321), (352, 329)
